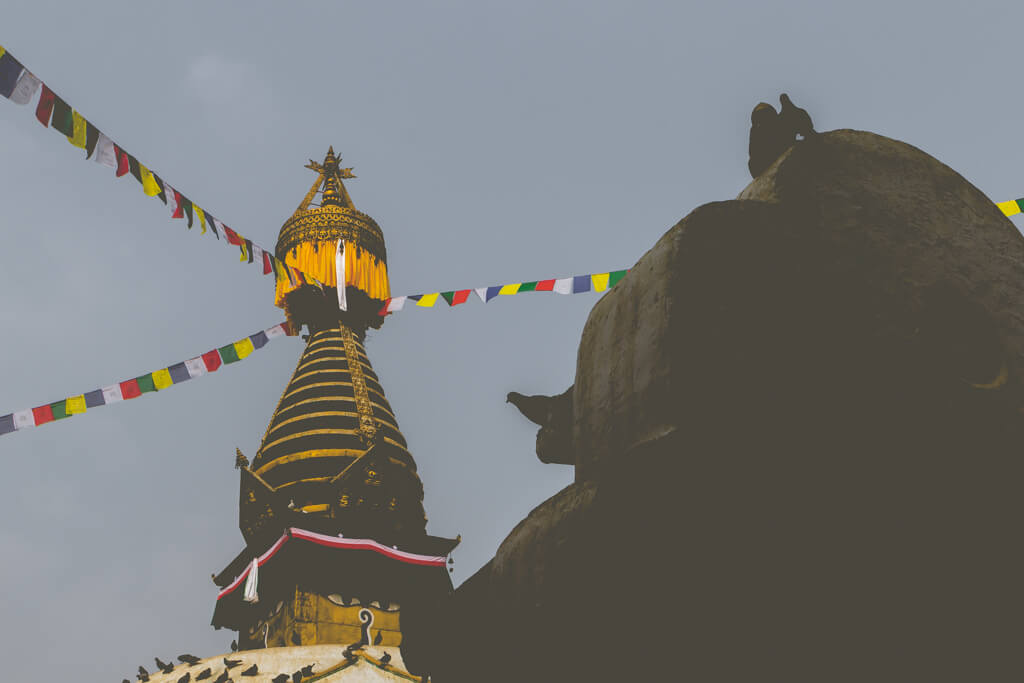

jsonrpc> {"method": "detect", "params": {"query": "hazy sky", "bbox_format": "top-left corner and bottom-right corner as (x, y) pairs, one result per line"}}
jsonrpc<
(2, 2), (1023, 680)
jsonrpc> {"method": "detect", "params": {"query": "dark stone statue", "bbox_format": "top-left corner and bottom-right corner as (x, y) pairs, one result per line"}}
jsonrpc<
(748, 94), (816, 178)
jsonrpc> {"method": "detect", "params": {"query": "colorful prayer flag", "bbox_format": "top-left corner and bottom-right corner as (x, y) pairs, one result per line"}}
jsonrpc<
(194, 206), (207, 233)
(152, 368), (173, 390)
(997, 200), (1020, 217)
(485, 286), (502, 301)
(135, 374), (156, 394)
(201, 349), (222, 372)
(139, 163), (161, 196)
(0, 414), (15, 436)
(608, 269), (627, 288)
(119, 378), (142, 399)
(553, 278), (572, 294)
(32, 404), (54, 425)
(518, 281), (538, 292)
(101, 384), (124, 404)
(249, 331), (268, 349)
(185, 357), (207, 378)
(9, 70), (41, 105)
(93, 132), (116, 168)
(170, 187), (183, 217)
(66, 395), (87, 415)
(233, 338), (255, 360)
(114, 145), (130, 177)
(591, 272), (610, 292)
(50, 400), (69, 420)
(84, 122), (100, 159)
(440, 291), (455, 306)
(67, 111), (87, 149)
(181, 196), (194, 227)
(499, 283), (521, 296)
(0, 50), (24, 99)
(262, 251), (273, 275)
(416, 293), (440, 307)
(536, 279), (556, 291)
(572, 275), (591, 293)
(264, 324), (287, 339)
(219, 343), (241, 364)
(474, 287), (488, 303)
(35, 84), (55, 126)
(452, 289), (471, 305)
(168, 362), (190, 384)
(84, 389), (105, 408)
(13, 409), (34, 430)
(127, 155), (142, 184)
(50, 96), (73, 136)
(386, 296), (407, 312)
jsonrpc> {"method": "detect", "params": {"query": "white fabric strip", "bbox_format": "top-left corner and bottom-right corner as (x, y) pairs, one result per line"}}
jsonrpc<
(386, 296), (406, 312)
(9, 71), (41, 105)
(265, 324), (286, 339)
(336, 239), (347, 311)
(474, 287), (488, 303)
(242, 557), (259, 603)
(93, 132), (117, 169)
(553, 277), (572, 294)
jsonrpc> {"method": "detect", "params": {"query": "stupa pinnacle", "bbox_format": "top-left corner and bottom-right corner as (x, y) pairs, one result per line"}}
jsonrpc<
(210, 150), (458, 679)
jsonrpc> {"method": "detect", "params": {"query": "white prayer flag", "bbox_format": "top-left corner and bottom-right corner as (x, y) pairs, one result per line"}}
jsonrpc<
(553, 277), (573, 294)
(184, 357), (207, 379)
(336, 239), (347, 311)
(243, 558), (259, 603)
(474, 287), (489, 303)
(13, 410), (34, 430)
(93, 132), (117, 169)
(101, 384), (124, 404)
(386, 296), (406, 312)
(166, 183), (181, 215)
(265, 324), (287, 339)
(9, 71), (40, 105)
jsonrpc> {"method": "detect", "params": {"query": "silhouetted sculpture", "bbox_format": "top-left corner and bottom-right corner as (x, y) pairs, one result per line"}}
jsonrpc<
(506, 387), (574, 465)
(748, 102), (792, 178)
(779, 93), (815, 139)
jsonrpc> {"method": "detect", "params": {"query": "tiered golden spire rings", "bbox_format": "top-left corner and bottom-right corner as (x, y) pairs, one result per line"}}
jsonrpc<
(300, 146), (357, 210)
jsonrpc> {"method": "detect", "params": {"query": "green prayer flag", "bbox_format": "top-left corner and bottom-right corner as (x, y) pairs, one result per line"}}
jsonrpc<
(608, 269), (628, 288)
(50, 400), (70, 420)
(136, 373), (156, 394)
(50, 97), (73, 136)
(518, 281), (538, 292)
(440, 291), (455, 305)
(1015, 198), (1024, 213)
(219, 343), (240, 364)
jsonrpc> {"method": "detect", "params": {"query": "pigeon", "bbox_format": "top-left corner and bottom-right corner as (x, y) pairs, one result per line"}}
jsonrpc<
(124, 679), (131, 683)
(179, 654), (201, 666)
(300, 665), (314, 677)
(230, 640), (238, 652)
(213, 671), (230, 683)
(378, 653), (392, 668)
(240, 664), (258, 676)
(196, 669), (212, 680)
(373, 630), (383, 645)
(137, 666), (150, 682)
(779, 93), (815, 139)
(272, 675), (290, 683)
(224, 658), (242, 669)
(156, 658), (174, 674)
(177, 673), (191, 683)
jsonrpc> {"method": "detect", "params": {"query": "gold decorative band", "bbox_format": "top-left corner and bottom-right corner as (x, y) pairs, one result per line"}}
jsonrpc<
(277, 205), (386, 261)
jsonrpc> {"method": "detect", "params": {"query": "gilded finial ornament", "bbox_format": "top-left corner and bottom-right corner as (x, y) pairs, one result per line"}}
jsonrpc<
(235, 448), (249, 469)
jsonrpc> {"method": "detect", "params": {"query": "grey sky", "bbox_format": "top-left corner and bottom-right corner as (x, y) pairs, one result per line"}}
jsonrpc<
(2, 2), (1022, 680)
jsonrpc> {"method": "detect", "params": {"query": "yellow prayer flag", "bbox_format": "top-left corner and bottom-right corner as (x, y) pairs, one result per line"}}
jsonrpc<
(592, 272), (610, 292)
(239, 241), (249, 262)
(139, 164), (161, 197)
(234, 337), (255, 359)
(66, 395), (87, 415)
(0, 47), (6, 59)
(67, 111), (87, 149)
(416, 293), (440, 307)
(499, 283), (521, 296)
(997, 200), (1020, 217)
(194, 206), (207, 234)
(152, 368), (173, 390)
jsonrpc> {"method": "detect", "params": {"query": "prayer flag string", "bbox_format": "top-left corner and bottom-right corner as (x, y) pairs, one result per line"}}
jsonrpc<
(0, 45), (322, 292)
(0, 322), (292, 437)
(380, 269), (629, 315)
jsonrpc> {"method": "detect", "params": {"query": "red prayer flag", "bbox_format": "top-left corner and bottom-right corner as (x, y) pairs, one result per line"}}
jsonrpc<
(172, 190), (185, 218)
(535, 279), (556, 291)
(201, 349), (222, 372)
(35, 85), (56, 126)
(262, 251), (273, 275)
(379, 299), (391, 316)
(114, 145), (130, 177)
(223, 226), (241, 245)
(31, 404), (55, 425)
(452, 289), (471, 305)
(119, 378), (142, 399)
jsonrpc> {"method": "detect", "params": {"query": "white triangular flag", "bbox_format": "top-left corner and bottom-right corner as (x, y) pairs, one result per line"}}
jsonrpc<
(9, 71), (41, 105)
(13, 410), (34, 430)
(386, 296), (407, 312)
(93, 132), (117, 169)
(101, 384), (124, 404)
(184, 357), (207, 379)
(243, 558), (259, 603)
(336, 239), (347, 311)
(553, 277), (572, 294)
(474, 287), (489, 303)
(265, 324), (287, 339)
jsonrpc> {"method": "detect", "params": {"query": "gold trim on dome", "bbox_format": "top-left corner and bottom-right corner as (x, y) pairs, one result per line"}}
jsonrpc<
(277, 205), (386, 262)
(265, 410), (365, 434)
(260, 428), (363, 453)
(255, 448), (364, 476)
(274, 476), (332, 491)
(341, 326), (379, 446)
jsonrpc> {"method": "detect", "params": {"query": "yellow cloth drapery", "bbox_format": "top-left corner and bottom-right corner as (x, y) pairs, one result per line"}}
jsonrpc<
(274, 239), (390, 310)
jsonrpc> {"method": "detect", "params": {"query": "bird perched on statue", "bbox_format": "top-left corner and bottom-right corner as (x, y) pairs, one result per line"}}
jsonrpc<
(223, 657), (242, 669)
(506, 389), (571, 427)
(273, 675), (290, 683)
(179, 654), (201, 666)
(156, 658), (174, 674)
(300, 665), (314, 678)
(230, 640), (238, 652)
(177, 673), (191, 683)
(196, 669), (212, 680)
(240, 664), (258, 676)
(377, 652), (392, 668)
(779, 93), (816, 139)
(213, 671), (230, 683)
(748, 102), (793, 178)
(137, 666), (150, 682)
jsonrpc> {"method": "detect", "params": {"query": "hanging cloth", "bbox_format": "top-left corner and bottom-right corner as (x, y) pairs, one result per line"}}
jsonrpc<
(242, 558), (259, 603)
(336, 239), (348, 311)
